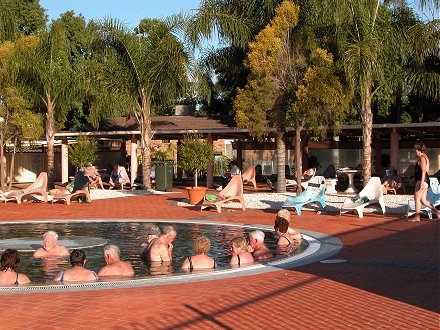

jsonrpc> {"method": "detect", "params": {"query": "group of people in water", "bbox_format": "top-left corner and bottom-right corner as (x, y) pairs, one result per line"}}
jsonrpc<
(0, 210), (302, 285)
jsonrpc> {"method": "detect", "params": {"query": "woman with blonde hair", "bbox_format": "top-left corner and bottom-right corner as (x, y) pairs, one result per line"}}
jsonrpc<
(230, 236), (254, 266)
(181, 236), (216, 271)
(410, 143), (439, 221)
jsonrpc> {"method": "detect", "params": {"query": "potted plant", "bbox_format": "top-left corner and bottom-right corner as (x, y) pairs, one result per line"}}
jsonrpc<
(69, 134), (99, 171)
(178, 133), (214, 204)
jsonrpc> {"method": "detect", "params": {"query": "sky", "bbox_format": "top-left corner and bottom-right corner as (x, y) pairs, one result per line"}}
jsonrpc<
(40, 0), (203, 28)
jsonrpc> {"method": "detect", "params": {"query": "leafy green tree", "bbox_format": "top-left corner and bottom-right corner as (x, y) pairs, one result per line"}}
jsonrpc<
(289, 49), (348, 189)
(90, 18), (189, 189)
(12, 24), (79, 188)
(0, 0), (46, 42)
(304, 0), (439, 184)
(69, 134), (99, 169)
(0, 39), (44, 191)
(233, 1), (302, 193)
(178, 133), (214, 187)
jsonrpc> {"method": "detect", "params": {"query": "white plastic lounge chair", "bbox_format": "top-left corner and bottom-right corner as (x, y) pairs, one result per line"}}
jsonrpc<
(406, 177), (440, 219)
(300, 168), (316, 190)
(281, 176), (326, 215)
(52, 171), (92, 205)
(2, 172), (48, 204)
(340, 177), (385, 218)
(242, 165), (257, 189)
(200, 175), (246, 213)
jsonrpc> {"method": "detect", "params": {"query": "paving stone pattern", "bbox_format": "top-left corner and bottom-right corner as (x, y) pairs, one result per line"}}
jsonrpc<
(0, 190), (438, 329)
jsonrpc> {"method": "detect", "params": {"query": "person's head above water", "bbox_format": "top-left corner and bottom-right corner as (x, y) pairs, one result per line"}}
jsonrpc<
(194, 236), (211, 255)
(43, 231), (59, 250)
(1, 249), (20, 271)
(274, 216), (289, 234)
(70, 249), (86, 267)
(103, 244), (121, 263)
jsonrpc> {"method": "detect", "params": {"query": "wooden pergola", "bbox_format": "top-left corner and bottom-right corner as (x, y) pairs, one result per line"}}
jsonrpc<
(54, 116), (440, 188)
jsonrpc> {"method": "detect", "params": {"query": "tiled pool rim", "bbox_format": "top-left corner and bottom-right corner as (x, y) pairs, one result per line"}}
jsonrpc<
(0, 219), (342, 294)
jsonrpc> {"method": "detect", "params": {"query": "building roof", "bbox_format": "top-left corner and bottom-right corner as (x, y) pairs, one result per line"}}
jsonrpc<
(54, 116), (440, 140)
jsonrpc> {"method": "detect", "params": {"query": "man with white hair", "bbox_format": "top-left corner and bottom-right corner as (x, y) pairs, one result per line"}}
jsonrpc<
(98, 244), (134, 277)
(149, 225), (177, 262)
(249, 230), (273, 261)
(33, 231), (70, 258)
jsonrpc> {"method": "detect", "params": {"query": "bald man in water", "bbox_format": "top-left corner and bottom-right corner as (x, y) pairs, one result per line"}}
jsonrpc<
(33, 231), (70, 258)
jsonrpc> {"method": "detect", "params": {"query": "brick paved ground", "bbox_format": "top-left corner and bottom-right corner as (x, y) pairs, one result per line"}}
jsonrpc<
(0, 190), (438, 329)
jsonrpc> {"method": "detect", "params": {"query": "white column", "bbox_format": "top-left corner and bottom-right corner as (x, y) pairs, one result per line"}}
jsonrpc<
(130, 136), (138, 185)
(61, 139), (69, 184)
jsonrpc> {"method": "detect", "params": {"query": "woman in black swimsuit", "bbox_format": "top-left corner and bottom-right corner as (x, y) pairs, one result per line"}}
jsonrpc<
(410, 143), (439, 221)
(0, 249), (30, 285)
(181, 236), (216, 272)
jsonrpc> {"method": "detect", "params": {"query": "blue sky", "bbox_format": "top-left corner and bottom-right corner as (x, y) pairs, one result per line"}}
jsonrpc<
(40, 0), (202, 28)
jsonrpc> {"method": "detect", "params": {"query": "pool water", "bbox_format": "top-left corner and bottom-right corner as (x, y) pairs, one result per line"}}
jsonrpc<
(0, 221), (308, 284)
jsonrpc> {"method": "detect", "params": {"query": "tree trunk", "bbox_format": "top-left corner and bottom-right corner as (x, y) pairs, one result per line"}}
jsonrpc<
(295, 125), (303, 195)
(361, 88), (373, 186)
(46, 96), (55, 189)
(139, 91), (152, 190)
(194, 169), (198, 188)
(276, 132), (286, 193)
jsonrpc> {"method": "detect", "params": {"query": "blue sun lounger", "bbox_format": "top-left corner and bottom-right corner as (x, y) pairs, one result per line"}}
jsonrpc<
(281, 176), (326, 215)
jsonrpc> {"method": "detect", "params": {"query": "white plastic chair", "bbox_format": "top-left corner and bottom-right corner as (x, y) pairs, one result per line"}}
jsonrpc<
(407, 177), (440, 219)
(340, 177), (385, 218)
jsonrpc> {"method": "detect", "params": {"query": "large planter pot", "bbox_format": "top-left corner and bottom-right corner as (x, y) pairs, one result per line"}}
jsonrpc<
(186, 186), (207, 205)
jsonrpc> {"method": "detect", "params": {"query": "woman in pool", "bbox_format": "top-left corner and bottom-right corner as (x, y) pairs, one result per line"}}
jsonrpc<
(410, 142), (440, 221)
(274, 212), (301, 252)
(181, 236), (216, 272)
(0, 249), (31, 285)
(230, 236), (254, 267)
(54, 249), (98, 283)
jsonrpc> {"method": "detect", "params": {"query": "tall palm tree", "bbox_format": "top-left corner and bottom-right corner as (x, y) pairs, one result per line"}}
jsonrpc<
(13, 24), (77, 188)
(92, 18), (189, 189)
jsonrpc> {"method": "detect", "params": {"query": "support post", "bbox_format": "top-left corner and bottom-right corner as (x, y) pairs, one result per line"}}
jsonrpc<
(61, 139), (69, 185)
(206, 134), (214, 189)
(375, 132), (382, 175)
(130, 136), (138, 185)
(236, 140), (243, 170)
(390, 129), (399, 172)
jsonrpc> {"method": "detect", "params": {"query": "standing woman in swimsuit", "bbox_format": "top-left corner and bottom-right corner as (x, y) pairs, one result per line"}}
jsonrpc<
(410, 143), (439, 221)
(181, 236), (216, 272)
(230, 236), (254, 267)
(0, 249), (30, 285)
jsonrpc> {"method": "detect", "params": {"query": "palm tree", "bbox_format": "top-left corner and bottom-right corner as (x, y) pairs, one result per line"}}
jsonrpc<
(92, 18), (189, 189)
(12, 24), (77, 188)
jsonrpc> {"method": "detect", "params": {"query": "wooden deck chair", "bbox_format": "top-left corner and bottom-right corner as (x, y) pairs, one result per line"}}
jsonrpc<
(200, 175), (246, 213)
(3, 172), (48, 204)
(282, 176), (326, 215)
(52, 171), (92, 205)
(407, 177), (440, 219)
(242, 165), (257, 189)
(340, 177), (386, 218)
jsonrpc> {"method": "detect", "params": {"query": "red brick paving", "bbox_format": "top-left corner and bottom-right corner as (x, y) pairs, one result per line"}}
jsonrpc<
(0, 190), (439, 329)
